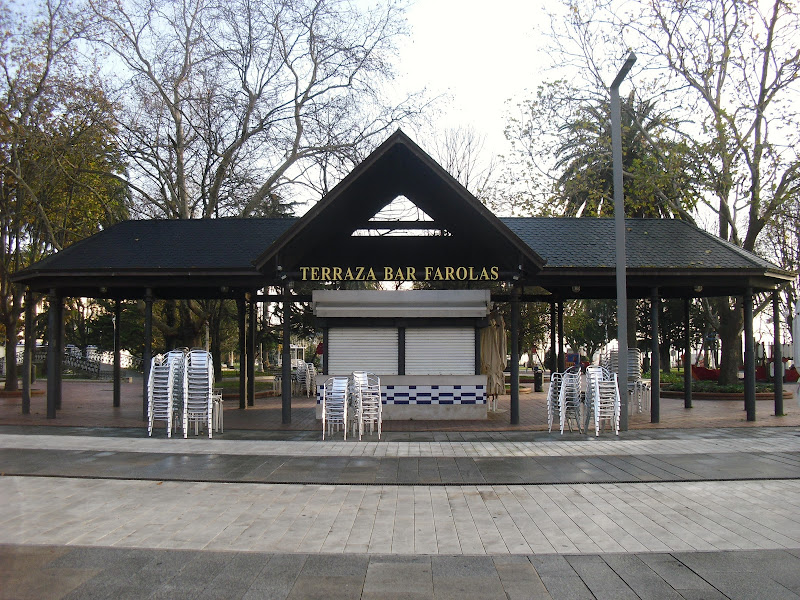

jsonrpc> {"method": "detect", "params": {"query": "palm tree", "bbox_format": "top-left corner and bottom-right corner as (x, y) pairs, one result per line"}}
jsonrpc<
(553, 93), (695, 219)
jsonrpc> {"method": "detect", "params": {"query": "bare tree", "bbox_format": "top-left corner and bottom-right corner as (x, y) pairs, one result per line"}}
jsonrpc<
(88, 0), (429, 218)
(507, 0), (800, 383)
(0, 0), (126, 390)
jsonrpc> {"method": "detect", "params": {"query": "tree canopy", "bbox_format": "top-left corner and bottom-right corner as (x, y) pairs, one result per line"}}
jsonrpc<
(502, 0), (800, 383)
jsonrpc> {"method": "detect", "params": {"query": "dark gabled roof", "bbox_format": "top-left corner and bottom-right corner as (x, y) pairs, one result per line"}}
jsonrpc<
(501, 217), (792, 299)
(254, 129), (546, 277)
(20, 218), (296, 273)
(502, 217), (781, 271)
(10, 128), (793, 301)
(13, 218), (297, 298)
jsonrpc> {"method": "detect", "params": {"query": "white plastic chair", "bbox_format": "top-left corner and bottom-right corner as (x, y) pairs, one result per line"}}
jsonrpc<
(166, 348), (188, 432)
(322, 376), (349, 440)
(294, 363), (307, 396)
(558, 367), (583, 434)
(546, 371), (563, 433)
(304, 362), (317, 397)
(147, 353), (180, 437)
(183, 349), (213, 438)
(212, 389), (223, 433)
(350, 371), (382, 440)
(603, 348), (649, 415)
(588, 370), (621, 436)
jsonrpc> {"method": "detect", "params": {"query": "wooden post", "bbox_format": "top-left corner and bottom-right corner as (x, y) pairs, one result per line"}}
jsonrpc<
(282, 285), (292, 424)
(237, 298), (246, 410)
(46, 290), (58, 419)
(113, 300), (121, 408)
(142, 289), (153, 421)
(557, 301), (565, 372)
(743, 288), (756, 421)
(773, 291), (784, 416)
(22, 288), (33, 415)
(510, 286), (520, 425)
(650, 288), (660, 423)
(549, 302), (557, 374)
(247, 293), (256, 407)
(55, 296), (64, 411)
(684, 296), (692, 409)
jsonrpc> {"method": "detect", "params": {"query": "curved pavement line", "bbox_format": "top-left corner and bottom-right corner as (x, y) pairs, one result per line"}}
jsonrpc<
(2, 430), (800, 458)
(4, 471), (800, 487)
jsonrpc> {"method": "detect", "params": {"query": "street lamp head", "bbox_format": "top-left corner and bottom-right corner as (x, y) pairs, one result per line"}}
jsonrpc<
(611, 52), (637, 90)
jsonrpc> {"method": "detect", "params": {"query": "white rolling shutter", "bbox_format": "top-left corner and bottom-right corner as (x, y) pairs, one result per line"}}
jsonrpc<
(328, 328), (398, 374)
(405, 327), (475, 375)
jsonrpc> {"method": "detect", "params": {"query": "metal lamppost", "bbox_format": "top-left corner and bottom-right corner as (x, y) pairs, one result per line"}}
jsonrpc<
(611, 51), (636, 431)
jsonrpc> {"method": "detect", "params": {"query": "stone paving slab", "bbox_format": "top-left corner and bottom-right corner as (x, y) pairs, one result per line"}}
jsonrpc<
(5, 545), (800, 600)
(3, 427), (800, 598)
(4, 427), (800, 457)
(3, 427), (800, 490)
(2, 446), (799, 485)
(2, 476), (800, 555)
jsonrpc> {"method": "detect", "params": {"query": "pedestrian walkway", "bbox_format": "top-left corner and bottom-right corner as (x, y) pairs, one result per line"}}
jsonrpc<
(1, 426), (800, 598)
(2, 427), (800, 484)
(1, 379), (798, 431)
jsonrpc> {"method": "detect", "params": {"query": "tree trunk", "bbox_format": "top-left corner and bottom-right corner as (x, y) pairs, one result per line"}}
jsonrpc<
(209, 300), (223, 383)
(715, 298), (743, 385)
(4, 326), (18, 391)
(660, 341), (671, 373)
(627, 298), (638, 348)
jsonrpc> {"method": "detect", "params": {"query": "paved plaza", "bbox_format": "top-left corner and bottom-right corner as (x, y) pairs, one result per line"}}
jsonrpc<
(1, 382), (799, 598)
(2, 419), (800, 599)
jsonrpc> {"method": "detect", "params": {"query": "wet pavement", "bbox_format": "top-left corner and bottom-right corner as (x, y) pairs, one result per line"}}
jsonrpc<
(1, 380), (800, 598)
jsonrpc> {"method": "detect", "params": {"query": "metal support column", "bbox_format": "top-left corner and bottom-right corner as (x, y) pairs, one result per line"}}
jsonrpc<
(474, 327), (481, 376)
(247, 293), (256, 407)
(773, 291), (784, 416)
(549, 302), (557, 374)
(684, 296), (692, 409)
(55, 297), (64, 411)
(142, 289), (153, 421)
(743, 288), (756, 421)
(46, 289), (58, 419)
(650, 288), (660, 423)
(237, 298), (246, 410)
(281, 285), (292, 424)
(510, 286), (521, 425)
(611, 53), (635, 432)
(22, 288), (33, 414)
(113, 300), (121, 407)
(557, 301), (565, 372)
(322, 327), (329, 375)
(398, 327), (406, 375)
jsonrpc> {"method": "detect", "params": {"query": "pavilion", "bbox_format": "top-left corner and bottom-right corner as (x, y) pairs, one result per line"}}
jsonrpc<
(12, 130), (794, 429)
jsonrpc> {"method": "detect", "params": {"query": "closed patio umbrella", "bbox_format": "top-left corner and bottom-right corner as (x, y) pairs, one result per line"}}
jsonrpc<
(794, 301), (800, 403)
(481, 311), (507, 411)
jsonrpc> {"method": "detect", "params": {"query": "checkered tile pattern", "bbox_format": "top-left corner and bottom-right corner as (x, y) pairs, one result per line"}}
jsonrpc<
(317, 384), (486, 405)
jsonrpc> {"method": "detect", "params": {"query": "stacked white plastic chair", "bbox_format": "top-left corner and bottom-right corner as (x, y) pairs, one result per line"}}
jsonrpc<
(322, 376), (349, 440)
(602, 348), (650, 414)
(294, 363), (307, 396)
(167, 348), (188, 430)
(546, 371), (563, 433)
(585, 365), (620, 436)
(306, 363), (317, 397)
(183, 349), (214, 438)
(147, 353), (182, 437)
(350, 371), (382, 440)
(558, 366), (583, 434)
(627, 348), (651, 414)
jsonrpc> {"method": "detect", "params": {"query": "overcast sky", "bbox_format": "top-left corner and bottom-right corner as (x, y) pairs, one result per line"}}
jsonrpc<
(391, 0), (553, 157)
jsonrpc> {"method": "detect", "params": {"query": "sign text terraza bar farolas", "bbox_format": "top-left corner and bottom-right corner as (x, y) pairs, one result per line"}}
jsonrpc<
(299, 266), (500, 282)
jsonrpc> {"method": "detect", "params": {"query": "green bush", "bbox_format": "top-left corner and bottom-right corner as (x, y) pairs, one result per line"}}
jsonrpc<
(663, 380), (775, 393)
